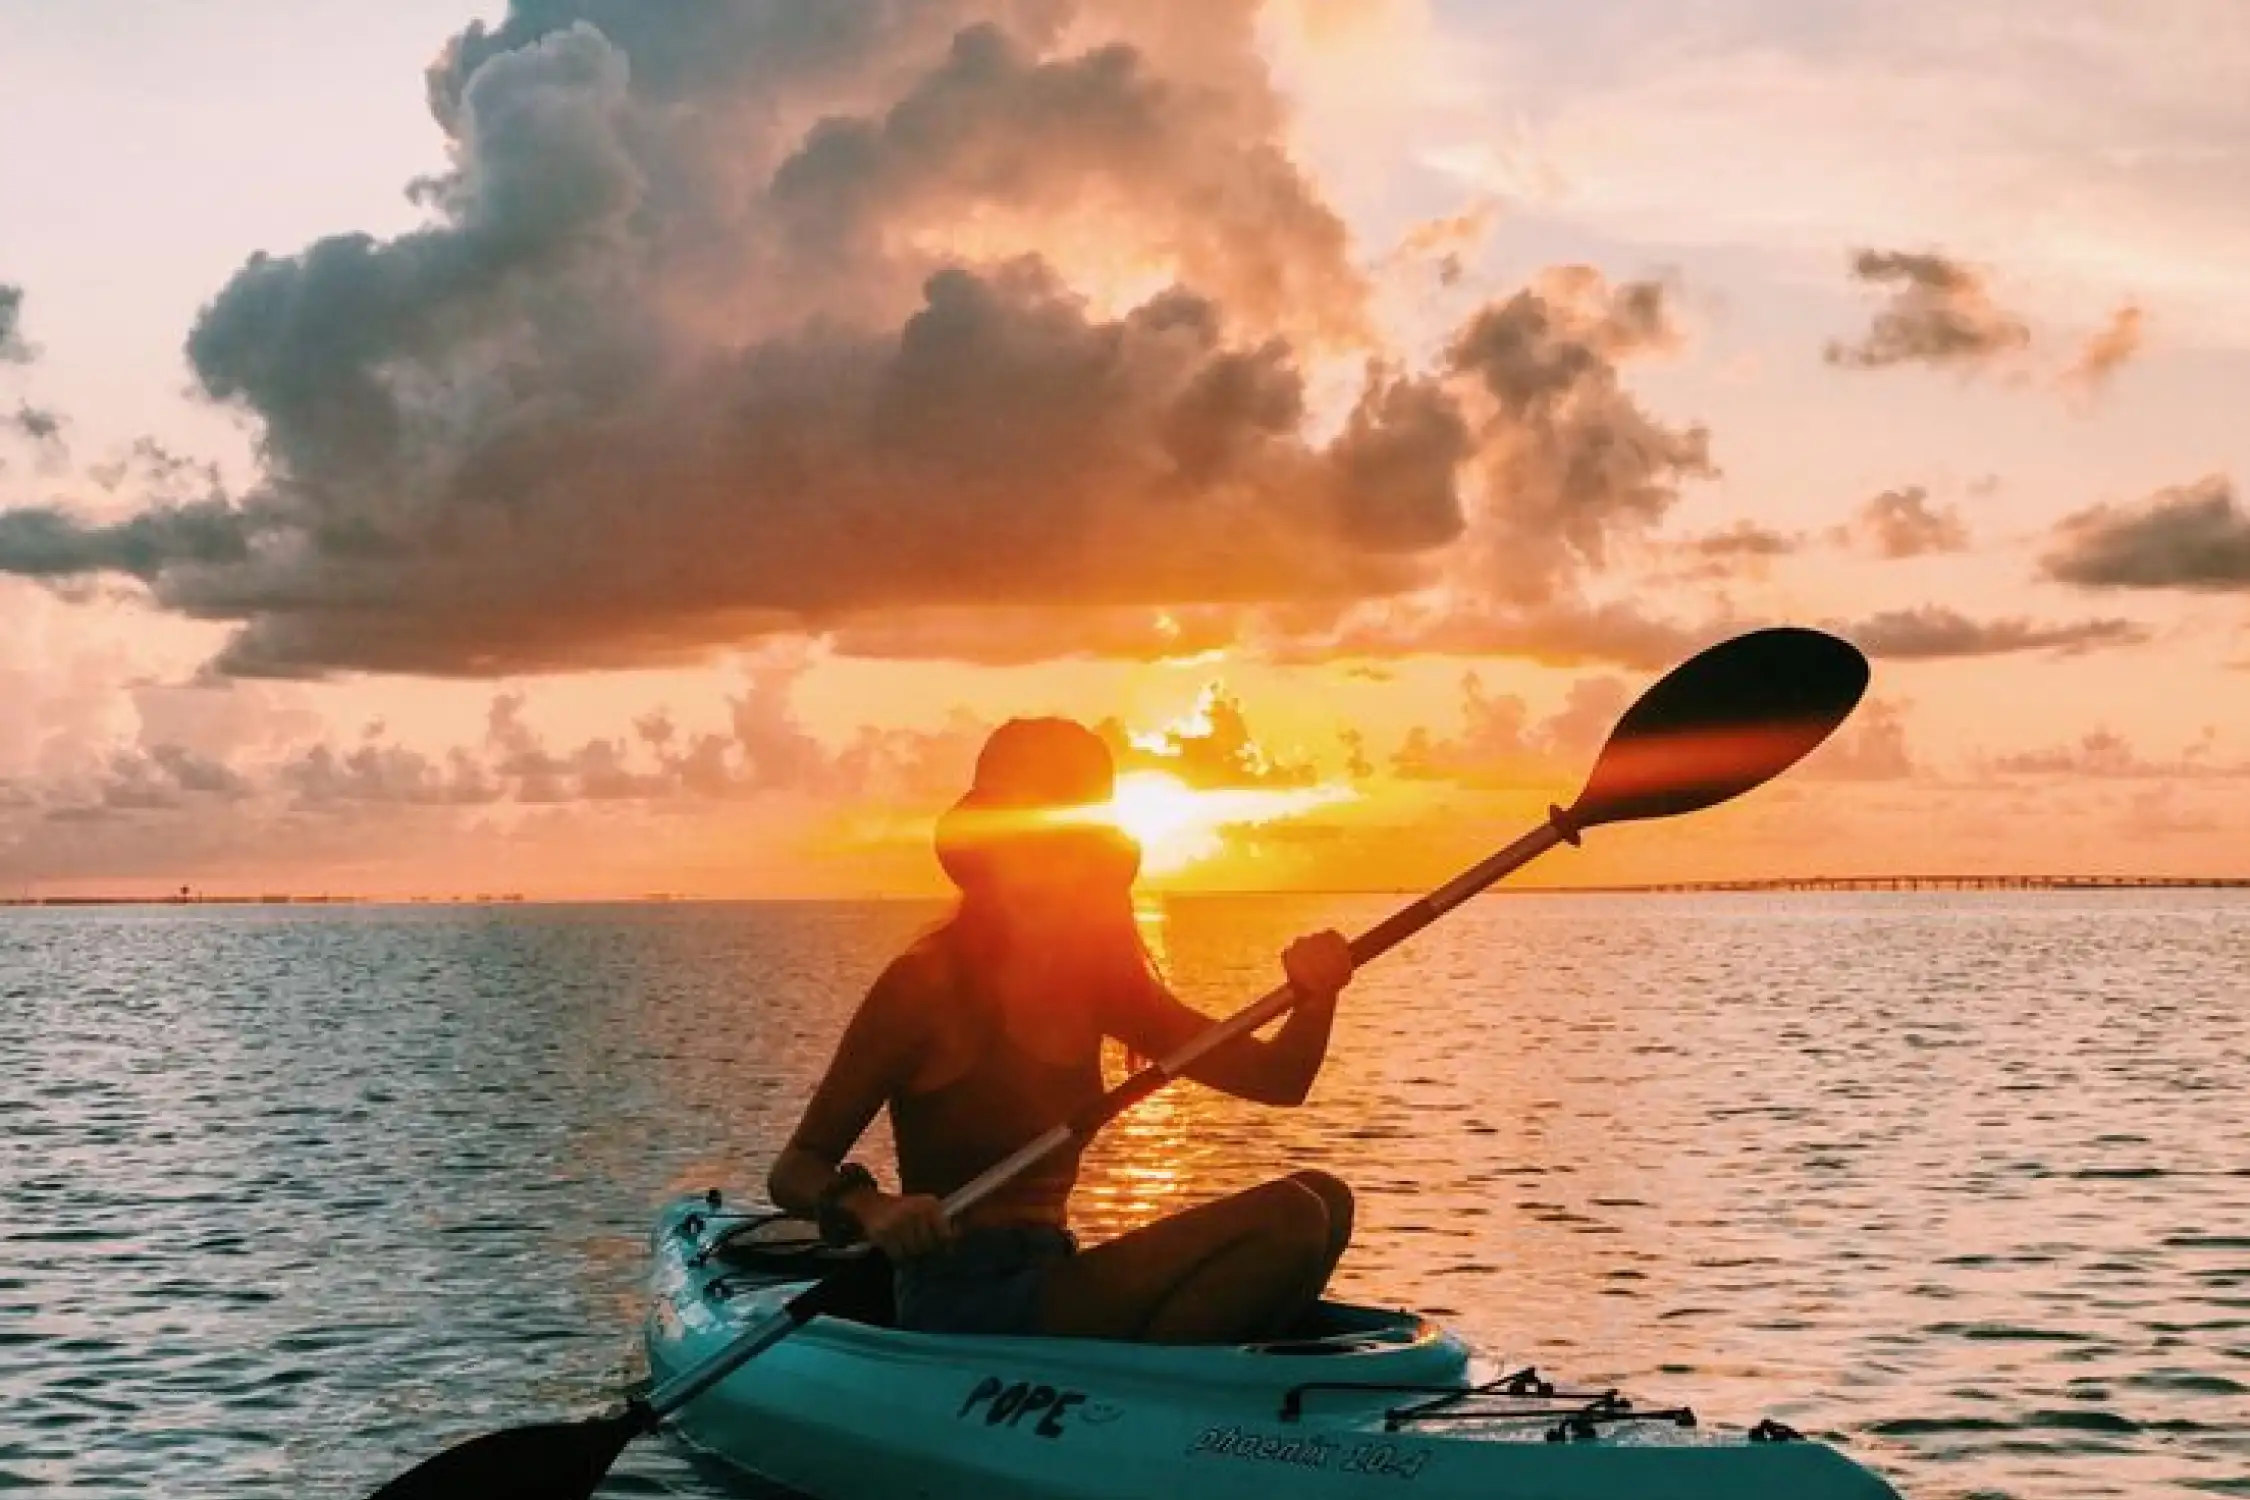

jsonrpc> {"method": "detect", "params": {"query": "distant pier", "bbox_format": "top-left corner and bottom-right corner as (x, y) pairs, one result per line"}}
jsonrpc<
(3, 878), (2246, 908)
(1558, 875), (2250, 895)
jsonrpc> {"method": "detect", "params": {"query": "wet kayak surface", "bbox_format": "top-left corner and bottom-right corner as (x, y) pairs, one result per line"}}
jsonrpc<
(4, 891), (2246, 1498)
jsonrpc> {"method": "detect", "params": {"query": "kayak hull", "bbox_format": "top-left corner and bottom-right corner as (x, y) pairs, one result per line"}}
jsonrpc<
(644, 1197), (1901, 1500)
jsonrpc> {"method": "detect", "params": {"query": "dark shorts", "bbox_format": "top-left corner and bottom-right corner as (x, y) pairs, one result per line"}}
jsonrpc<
(893, 1224), (1077, 1337)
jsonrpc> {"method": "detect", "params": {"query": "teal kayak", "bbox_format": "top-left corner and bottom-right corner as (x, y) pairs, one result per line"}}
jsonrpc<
(644, 1196), (1901, 1499)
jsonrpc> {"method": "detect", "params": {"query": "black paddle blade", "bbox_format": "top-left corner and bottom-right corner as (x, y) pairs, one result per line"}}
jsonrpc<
(366, 1405), (649, 1500)
(1566, 627), (1868, 832)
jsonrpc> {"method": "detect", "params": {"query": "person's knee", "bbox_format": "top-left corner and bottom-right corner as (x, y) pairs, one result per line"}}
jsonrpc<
(1240, 1175), (1325, 1252)
(1287, 1169), (1354, 1251)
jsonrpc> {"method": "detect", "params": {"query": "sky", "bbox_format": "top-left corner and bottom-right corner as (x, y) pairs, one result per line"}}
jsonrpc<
(1, 0), (2246, 899)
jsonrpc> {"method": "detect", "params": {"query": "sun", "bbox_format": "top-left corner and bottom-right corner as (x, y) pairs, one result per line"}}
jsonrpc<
(1105, 771), (1221, 874)
(1093, 770), (1356, 879)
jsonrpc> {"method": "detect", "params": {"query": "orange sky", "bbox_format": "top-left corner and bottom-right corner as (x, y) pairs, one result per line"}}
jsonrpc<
(2, 0), (2247, 899)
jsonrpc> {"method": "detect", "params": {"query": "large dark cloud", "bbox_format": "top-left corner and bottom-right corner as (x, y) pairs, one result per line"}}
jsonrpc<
(1839, 605), (2147, 660)
(2042, 475), (2250, 592)
(1825, 250), (2030, 373)
(0, 5), (1710, 679)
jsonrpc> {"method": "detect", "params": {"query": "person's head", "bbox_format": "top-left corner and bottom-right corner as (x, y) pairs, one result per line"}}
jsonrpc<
(935, 718), (1146, 978)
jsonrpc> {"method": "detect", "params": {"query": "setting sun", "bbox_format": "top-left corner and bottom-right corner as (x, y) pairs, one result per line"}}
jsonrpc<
(1097, 769), (1355, 878)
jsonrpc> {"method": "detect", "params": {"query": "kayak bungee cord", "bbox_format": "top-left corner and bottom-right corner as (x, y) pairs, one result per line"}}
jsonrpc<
(362, 625), (1874, 1500)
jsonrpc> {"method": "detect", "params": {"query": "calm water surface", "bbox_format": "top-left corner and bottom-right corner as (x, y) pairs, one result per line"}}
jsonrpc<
(3, 893), (2246, 1498)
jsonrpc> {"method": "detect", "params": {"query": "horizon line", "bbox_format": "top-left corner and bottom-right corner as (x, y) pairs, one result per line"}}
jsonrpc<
(5, 874), (2249, 910)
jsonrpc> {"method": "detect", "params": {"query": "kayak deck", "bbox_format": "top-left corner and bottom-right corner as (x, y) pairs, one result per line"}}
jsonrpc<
(645, 1195), (1902, 1499)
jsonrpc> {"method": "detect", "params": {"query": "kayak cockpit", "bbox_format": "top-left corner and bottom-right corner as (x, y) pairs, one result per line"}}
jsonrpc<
(667, 1196), (1443, 1352)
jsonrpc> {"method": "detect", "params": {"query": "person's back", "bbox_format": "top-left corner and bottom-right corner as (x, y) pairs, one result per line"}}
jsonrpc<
(886, 934), (1101, 1228)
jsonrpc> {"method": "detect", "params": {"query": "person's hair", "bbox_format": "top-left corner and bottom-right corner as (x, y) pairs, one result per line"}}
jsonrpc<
(934, 876), (1158, 1016)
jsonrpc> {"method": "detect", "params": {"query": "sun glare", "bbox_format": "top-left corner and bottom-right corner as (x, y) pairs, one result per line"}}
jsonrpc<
(1098, 769), (1354, 878)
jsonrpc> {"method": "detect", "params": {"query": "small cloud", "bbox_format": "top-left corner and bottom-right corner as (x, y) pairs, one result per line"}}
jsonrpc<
(1987, 729), (2165, 779)
(1445, 267), (1717, 605)
(2120, 787), (2221, 837)
(6, 403), (63, 446)
(2042, 475), (2250, 593)
(0, 284), (35, 363)
(1099, 686), (1318, 790)
(2061, 305), (2145, 396)
(1658, 520), (1801, 582)
(1339, 727), (1372, 779)
(1801, 698), (1915, 782)
(1839, 606), (2147, 660)
(1391, 673), (1628, 788)
(1646, 520), (1801, 584)
(1824, 249), (2030, 374)
(3, 403), (68, 469)
(1983, 730), (2248, 782)
(1308, 597), (1727, 671)
(1688, 520), (1800, 559)
(1386, 199), (1502, 285)
(1831, 486), (1970, 559)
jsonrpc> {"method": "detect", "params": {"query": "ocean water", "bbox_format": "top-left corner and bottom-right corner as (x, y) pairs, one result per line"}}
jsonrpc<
(3, 892), (2246, 1498)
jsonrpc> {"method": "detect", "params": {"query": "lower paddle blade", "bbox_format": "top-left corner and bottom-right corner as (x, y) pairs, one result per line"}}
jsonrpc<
(366, 1406), (647, 1500)
(1569, 627), (1869, 831)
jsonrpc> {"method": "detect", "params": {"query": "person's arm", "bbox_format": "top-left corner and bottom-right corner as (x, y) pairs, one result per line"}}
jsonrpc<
(1102, 930), (1353, 1107)
(767, 958), (953, 1257)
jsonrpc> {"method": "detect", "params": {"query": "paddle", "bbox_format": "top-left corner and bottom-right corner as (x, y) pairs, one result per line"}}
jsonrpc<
(363, 624), (1868, 1500)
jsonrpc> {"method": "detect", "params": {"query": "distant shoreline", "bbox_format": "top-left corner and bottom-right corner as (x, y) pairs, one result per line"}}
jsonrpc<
(5, 877), (2248, 909)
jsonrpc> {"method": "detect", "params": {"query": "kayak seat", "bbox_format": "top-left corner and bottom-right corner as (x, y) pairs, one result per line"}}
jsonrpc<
(687, 1207), (1429, 1349)
(1248, 1300), (1438, 1355)
(703, 1214), (899, 1328)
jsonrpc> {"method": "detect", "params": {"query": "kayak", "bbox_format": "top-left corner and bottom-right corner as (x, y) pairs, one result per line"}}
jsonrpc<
(644, 1195), (1902, 1499)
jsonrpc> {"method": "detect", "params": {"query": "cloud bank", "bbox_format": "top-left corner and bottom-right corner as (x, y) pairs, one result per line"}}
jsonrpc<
(0, 2), (1711, 680)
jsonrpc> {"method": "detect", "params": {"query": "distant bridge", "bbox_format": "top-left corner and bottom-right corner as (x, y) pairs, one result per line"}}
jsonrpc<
(1552, 875), (2250, 895)
(5, 879), (2247, 909)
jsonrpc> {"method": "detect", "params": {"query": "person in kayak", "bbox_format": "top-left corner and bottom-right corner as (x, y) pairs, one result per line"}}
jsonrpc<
(768, 716), (1355, 1344)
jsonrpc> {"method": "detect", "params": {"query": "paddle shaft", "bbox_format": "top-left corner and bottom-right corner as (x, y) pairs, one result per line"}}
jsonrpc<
(643, 813), (1572, 1422)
